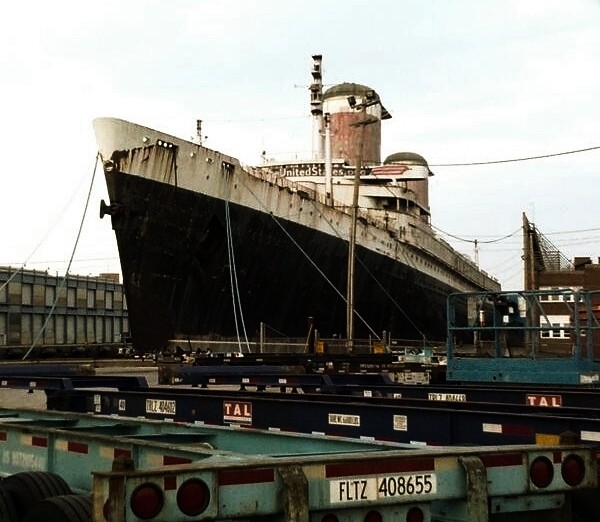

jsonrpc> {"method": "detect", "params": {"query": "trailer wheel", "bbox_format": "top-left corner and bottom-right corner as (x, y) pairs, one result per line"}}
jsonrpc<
(0, 487), (18, 522)
(1, 471), (72, 519)
(23, 494), (92, 522)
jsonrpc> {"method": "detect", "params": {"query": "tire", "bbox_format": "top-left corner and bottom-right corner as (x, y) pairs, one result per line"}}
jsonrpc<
(0, 486), (18, 522)
(23, 494), (92, 522)
(1, 471), (72, 519)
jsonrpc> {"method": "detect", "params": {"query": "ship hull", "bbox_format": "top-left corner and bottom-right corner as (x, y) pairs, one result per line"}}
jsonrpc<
(106, 170), (462, 351)
(96, 118), (500, 353)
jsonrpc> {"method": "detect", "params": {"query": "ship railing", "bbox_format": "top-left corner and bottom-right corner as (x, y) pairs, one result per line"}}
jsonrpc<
(243, 166), (497, 289)
(246, 164), (339, 211)
(405, 222), (497, 288)
(165, 336), (448, 357)
(245, 164), (416, 234)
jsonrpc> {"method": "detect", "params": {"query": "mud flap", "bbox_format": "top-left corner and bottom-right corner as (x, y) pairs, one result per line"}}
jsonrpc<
(278, 465), (309, 522)
(459, 455), (489, 522)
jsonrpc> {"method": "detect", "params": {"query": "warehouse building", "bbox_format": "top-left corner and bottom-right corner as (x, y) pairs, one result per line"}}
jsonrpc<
(0, 266), (128, 357)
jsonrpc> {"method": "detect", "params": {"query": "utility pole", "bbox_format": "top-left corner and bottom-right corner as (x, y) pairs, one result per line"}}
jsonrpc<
(346, 91), (380, 353)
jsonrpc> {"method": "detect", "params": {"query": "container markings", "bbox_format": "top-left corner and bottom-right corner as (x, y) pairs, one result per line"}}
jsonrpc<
(526, 394), (562, 407)
(328, 413), (360, 427)
(146, 398), (176, 415)
(427, 393), (466, 402)
(482, 423), (534, 437)
(329, 473), (437, 503)
(223, 401), (252, 423)
(393, 415), (408, 431)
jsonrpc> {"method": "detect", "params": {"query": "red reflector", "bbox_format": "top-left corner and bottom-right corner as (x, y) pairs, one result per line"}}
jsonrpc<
(530, 456), (554, 488)
(406, 506), (424, 522)
(32, 436), (48, 447)
(164, 455), (192, 466)
(177, 478), (211, 516)
(321, 514), (339, 522)
(562, 454), (585, 486)
(103, 499), (110, 521)
(68, 441), (88, 454)
(364, 510), (382, 522)
(130, 482), (164, 519)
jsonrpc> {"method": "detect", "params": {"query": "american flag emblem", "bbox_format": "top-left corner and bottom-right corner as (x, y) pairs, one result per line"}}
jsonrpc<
(370, 164), (429, 180)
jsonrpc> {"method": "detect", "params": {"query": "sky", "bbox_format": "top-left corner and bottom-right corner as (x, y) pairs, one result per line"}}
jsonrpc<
(1, 0), (599, 291)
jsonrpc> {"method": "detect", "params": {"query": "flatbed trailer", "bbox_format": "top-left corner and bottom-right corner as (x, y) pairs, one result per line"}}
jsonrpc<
(159, 364), (600, 410)
(6, 368), (600, 447)
(9, 364), (600, 413)
(38, 383), (600, 448)
(0, 407), (597, 521)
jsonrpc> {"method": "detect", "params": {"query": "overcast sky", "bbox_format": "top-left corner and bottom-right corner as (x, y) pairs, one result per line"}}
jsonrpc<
(1, 0), (599, 290)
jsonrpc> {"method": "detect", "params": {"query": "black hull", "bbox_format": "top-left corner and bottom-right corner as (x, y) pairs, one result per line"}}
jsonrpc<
(106, 171), (460, 352)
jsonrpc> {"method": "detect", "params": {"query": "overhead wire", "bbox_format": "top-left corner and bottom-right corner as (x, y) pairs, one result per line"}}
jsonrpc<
(425, 145), (600, 167)
(22, 154), (100, 360)
(432, 225), (521, 245)
(0, 166), (95, 294)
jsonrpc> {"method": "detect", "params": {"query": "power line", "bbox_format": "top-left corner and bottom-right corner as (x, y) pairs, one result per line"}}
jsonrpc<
(432, 224), (520, 244)
(542, 226), (600, 236)
(205, 114), (308, 124)
(1, 256), (119, 266)
(430, 145), (600, 167)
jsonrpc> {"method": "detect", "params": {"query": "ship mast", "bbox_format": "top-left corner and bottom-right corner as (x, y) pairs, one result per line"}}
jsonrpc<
(310, 55), (324, 159)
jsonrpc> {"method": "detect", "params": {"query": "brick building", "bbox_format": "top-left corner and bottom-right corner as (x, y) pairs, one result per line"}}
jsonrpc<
(522, 214), (600, 356)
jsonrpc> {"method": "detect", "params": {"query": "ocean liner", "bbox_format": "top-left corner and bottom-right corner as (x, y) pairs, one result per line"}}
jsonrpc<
(94, 56), (500, 353)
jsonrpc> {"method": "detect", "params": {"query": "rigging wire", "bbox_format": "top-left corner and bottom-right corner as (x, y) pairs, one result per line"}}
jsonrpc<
(261, 323), (289, 338)
(224, 194), (250, 353)
(237, 171), (380, 339)
(224, 199), (242, 351)
(223, 166), (250, 352)
(238, 167), (443, 344)
(269, 213), (379, 339)
(311, 202), (434, 342)
(324, 185), (444, 337)
(0, 168), (94, 294)
(22, 154), (100, 360)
